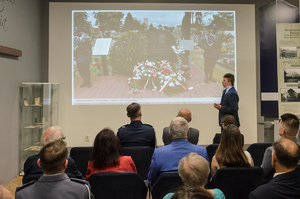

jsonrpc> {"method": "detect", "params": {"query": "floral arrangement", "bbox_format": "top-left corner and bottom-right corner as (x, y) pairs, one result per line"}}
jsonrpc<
(128, 60), (192, 95)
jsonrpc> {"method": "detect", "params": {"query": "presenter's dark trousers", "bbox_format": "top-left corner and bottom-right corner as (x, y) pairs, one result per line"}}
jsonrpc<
(77, 62), (91, 87)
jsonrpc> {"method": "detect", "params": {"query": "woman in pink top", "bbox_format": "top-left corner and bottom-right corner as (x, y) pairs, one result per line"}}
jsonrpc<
(85, 128), (137, 180)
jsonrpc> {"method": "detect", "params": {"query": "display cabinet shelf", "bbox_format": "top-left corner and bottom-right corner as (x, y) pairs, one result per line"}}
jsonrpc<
(19, 83), (59, 173)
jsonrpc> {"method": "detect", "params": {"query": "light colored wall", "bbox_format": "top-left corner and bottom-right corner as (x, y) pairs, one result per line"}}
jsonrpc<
(0, 0), (42, 184)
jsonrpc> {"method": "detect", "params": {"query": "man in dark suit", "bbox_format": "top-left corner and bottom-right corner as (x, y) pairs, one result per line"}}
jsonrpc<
(249, 138), (300, 199)
(214, 73), (240, 128)
(162, 108), (199, 145)
(117, 102), (156, 148)
(16, 140), (93, 199)
(23, 126), (83, 184)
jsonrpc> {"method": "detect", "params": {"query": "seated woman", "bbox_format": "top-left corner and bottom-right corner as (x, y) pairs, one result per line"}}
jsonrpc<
(163, 153), (225, 199)
(211, 124), (254, 178)
(85, 128), (137, 180)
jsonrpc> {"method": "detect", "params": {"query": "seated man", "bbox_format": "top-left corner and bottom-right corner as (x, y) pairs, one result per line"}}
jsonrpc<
(163, 108), (199, 145)
(261, 113), (300, 180)
(117, 102), (156, 148)
(23, 126), (83, 184)
(16, 140), (93, 199)
(249, 138), (300, 198)
(148, 117), (209, 185)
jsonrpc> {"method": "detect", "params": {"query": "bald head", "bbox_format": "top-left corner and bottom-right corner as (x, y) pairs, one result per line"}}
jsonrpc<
(41, 126), (64, 147)
(177, 108), (192, 123)
(272, 138), (300, 170)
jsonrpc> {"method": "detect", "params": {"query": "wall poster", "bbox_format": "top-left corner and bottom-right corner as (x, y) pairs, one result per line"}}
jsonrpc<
(277, 23), (300, 117)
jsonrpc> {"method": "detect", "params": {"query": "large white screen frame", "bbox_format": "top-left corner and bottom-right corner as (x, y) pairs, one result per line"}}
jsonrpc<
(49, 3), (256, 146)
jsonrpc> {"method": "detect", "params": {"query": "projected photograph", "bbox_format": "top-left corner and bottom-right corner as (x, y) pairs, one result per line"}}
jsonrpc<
(284, 68), (300, 83)
(72, 10), (236, 105)
(281, 88), (300, 102)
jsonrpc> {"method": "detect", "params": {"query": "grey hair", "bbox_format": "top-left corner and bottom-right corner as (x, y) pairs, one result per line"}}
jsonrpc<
(169, 117), (189, 139)
(40, 126), (64, 147)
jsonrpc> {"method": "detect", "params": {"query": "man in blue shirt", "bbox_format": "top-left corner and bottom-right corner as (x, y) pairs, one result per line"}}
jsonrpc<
(148, 117), (209, 184)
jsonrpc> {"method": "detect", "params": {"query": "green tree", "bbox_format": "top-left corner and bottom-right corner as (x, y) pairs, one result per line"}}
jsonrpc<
(74, 12), (92, 35)
(110, 32), (147, 75)
(211, 12), (234, 31)
(94, 12), (124, 35)
(122, 12), (143, 32)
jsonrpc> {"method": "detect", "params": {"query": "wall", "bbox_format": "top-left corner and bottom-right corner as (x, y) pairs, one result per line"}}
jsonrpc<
(0, 0), (42, 184)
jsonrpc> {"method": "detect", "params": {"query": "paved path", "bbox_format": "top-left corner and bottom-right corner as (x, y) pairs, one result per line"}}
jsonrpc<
(74, 64), (223, 100)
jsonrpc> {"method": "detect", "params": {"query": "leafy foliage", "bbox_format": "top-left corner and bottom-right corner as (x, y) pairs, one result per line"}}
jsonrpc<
(110, 32), (148, 75)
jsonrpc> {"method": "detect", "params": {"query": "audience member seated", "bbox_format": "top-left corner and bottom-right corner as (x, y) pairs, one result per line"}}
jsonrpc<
(261, 113), (300, 179)
(148, 117), (208, 185)
(211, 124), (253, 178)
(163, 153), (225, 199)
(23, 126), (83, 183)
(117, 102), (156, 148)
(213, 114), (244, 144)
(169, 186), (214, 199)
(16, 140), (93, 199)
(250, 138), (300, 198)
(85, 128), (137, 181)
(0, 185), (12, 199)
(163, 108), (199, 145)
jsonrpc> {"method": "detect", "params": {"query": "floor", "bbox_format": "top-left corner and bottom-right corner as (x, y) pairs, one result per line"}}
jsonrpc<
(5, 175), (22, 199)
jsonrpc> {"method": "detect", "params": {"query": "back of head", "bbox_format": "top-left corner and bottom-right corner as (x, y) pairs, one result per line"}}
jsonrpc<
(41, 126), (64, 147)
(170, 117), (189, 139)
(90, 128), (122, 169)
(216, 124), (250, 167)
(178, 153), (210, 187)
(273, 138), (300, 169)
(223, 73), (234, 86)
(221, 114), (235, 127)
(280, 113), (299, 137)
(39, 139), (68, 174)
(171, 186), (213, 199)
(126, 103), (141, 119)
(177, 108), (192, 123)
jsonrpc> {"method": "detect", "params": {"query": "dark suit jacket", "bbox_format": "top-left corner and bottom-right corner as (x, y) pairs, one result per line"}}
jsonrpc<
(219, 87), (240, 127)
(117, 120), (156, 148)
(23, 154), (83, 184)
(162, 127), (199, 145)
(249, 169), (300, 199)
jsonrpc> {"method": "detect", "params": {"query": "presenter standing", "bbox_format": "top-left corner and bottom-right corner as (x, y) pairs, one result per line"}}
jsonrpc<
(214, 73), (240, 128)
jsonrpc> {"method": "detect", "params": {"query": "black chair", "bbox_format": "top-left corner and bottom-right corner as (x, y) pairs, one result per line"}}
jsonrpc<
(150, 172), (183, 199)
(246, 142), (272, 166)
(89, 172), (147, 199)
(69, 147), (92, 177)
(122, 146), (154, 180)
(206, 144), (219, 163)
(206, 167), (264, 199)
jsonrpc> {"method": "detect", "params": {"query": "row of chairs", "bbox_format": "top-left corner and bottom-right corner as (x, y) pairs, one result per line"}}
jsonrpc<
(69, 142), (272, 199)
(87, 167), (265, 199)
(69, 142), (272, 178)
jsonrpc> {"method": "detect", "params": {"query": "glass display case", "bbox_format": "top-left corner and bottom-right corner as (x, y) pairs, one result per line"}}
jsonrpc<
(19, 83), (59, 173)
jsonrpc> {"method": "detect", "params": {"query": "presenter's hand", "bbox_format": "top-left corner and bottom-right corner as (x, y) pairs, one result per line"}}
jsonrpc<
(213, 103), (221, 110)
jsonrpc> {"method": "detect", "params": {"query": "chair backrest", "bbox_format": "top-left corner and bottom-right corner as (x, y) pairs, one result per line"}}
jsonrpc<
(206, 167), (264, 199)
(246, 142), (272, 166)
(150, 172), (183, 199)
(69, 147), (92, 177)
(206, 144), (219, 163)
(89, 172), (147, 199)
(122, 146), (154, 180)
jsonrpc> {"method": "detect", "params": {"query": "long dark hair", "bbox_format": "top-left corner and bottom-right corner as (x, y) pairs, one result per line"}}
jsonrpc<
(215, 124), (250, 168)
(89, 128), (122, 169)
